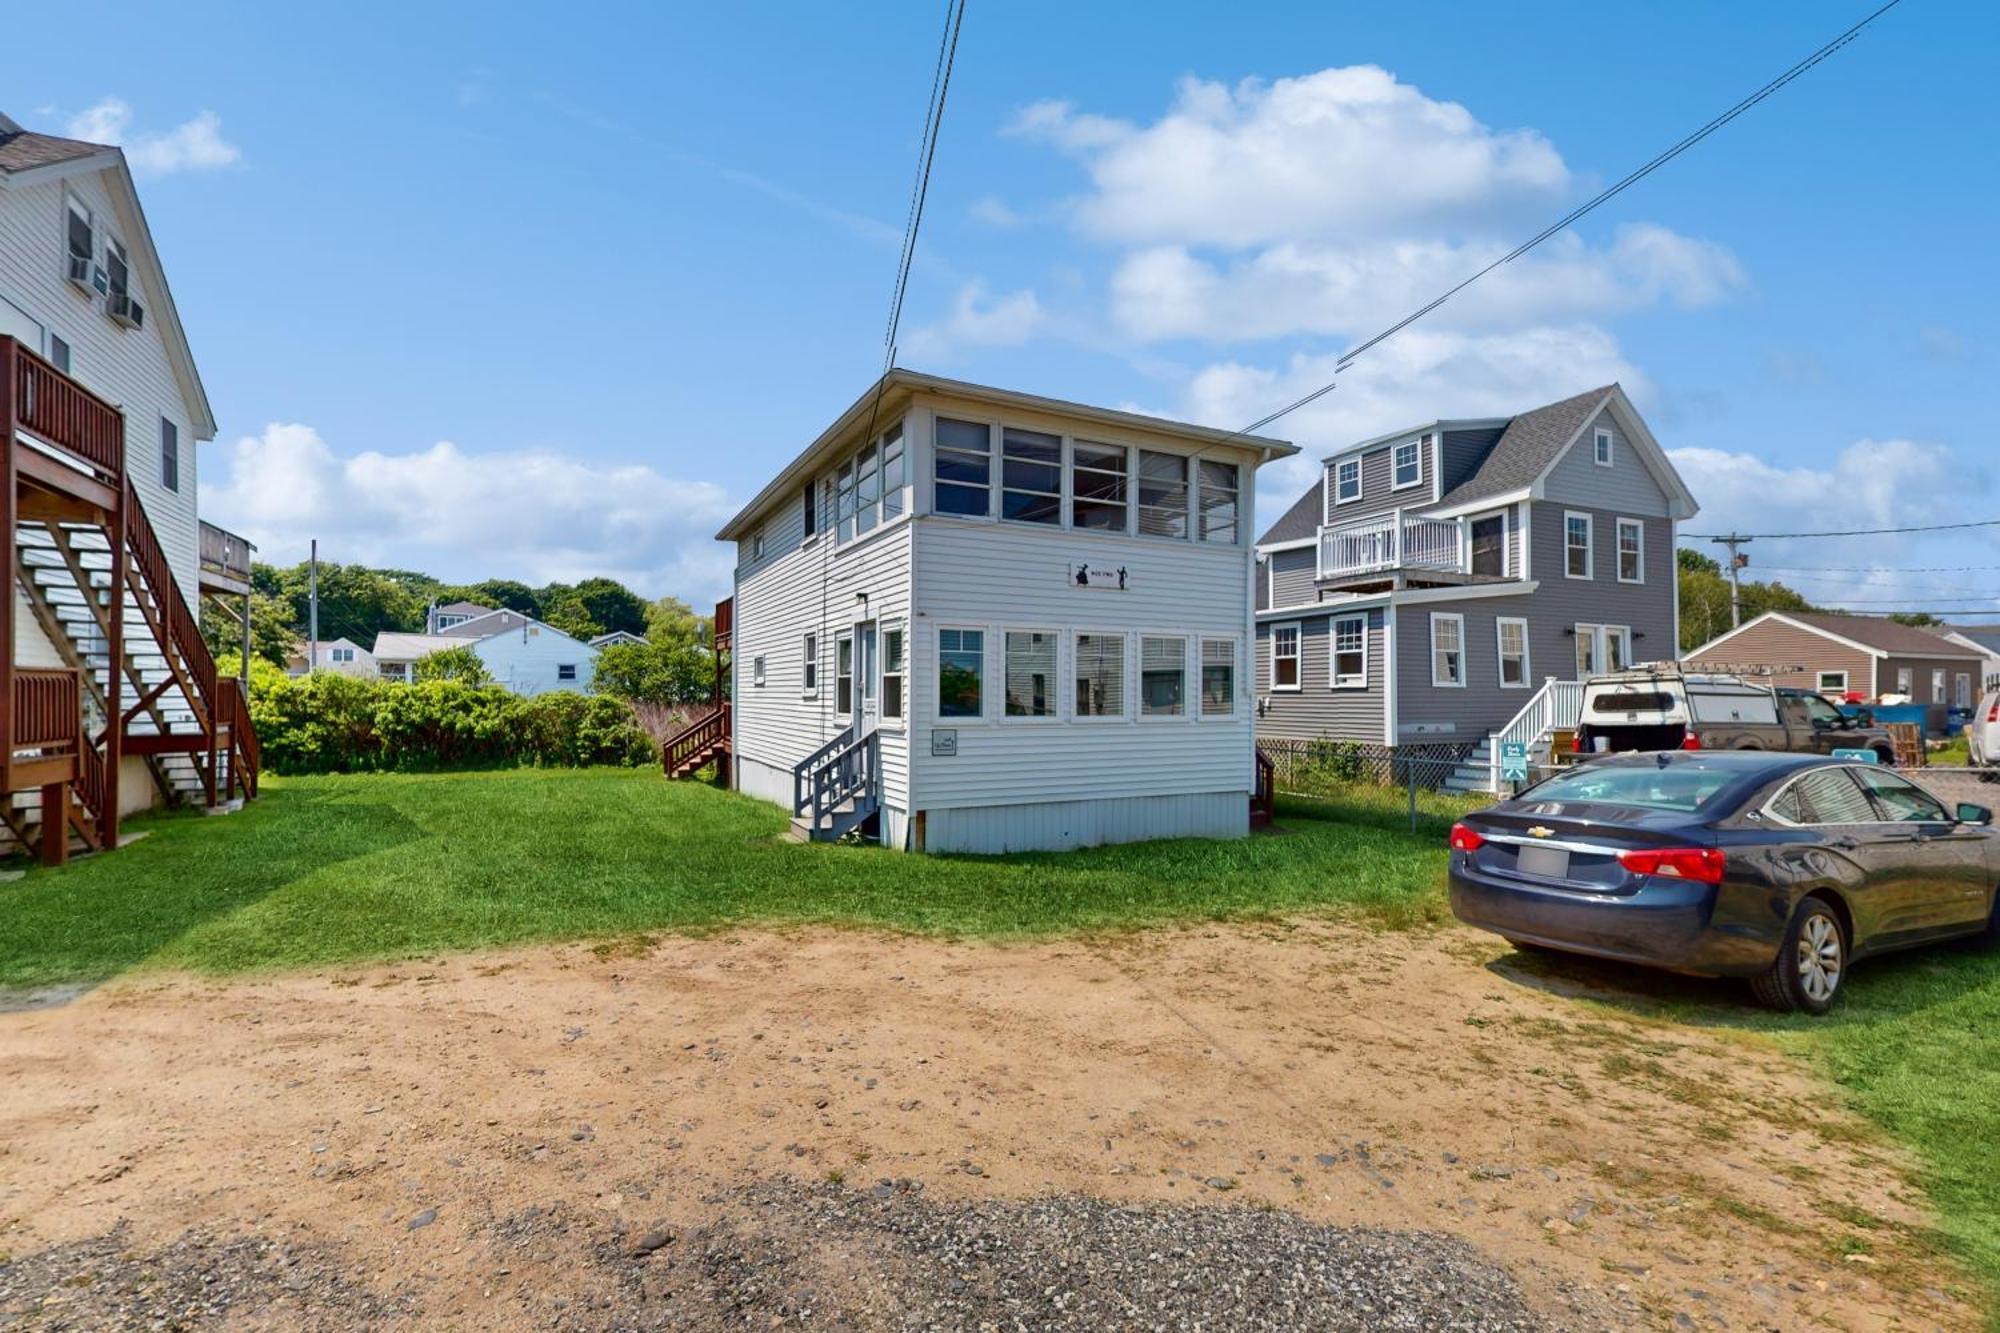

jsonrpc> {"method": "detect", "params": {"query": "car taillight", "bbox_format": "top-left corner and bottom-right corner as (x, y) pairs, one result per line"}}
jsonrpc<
(1616, 847), (1726, 884)
(1988, 699), (1999, 723)
(1681, 732), (1703, 750)
(1448, 822), (1485, 852)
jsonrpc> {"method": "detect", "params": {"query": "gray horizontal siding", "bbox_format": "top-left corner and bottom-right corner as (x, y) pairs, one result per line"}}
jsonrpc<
(1268, 546), (1319, 608)
(1254, 608), (1387, 743)
(1439, 426), (1505, 495)
(1542, 407), (1670, 516)
(1324, 433), (1434, 523)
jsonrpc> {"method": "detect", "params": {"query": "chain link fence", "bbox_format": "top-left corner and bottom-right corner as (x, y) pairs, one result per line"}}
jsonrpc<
(1257, 739), (1488, 833)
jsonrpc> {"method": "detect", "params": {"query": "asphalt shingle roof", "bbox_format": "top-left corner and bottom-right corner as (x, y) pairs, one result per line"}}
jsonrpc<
(1433, 385), (1615, 509)
(1257, 481), (1324, 546)
(0, 128), (111, 174)
(1783, 613), (1985, 659)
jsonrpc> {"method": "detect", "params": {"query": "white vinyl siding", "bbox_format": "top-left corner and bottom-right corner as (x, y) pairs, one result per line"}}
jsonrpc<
(1430, 612), (1466, 687)
(1330, 613), (1367, 689)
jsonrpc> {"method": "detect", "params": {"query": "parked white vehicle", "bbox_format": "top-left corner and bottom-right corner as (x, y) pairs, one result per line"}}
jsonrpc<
(1970, 688), (2000, 767)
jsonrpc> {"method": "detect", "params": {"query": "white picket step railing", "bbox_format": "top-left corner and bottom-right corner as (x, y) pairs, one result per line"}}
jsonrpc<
(1487, 677), (1584, 793)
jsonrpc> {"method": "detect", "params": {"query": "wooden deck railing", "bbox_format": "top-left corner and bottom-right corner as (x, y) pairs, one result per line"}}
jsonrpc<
(663, 703), (729, 776)
(199, 520), (255, 585)
(1252, 747), (1276, 828)
(5, 338), (124, 481)
(712, 596), (733, 650)
(12, 669), (81, 753)
(125, 481), (217, 735)
(214, 675), (261, 799)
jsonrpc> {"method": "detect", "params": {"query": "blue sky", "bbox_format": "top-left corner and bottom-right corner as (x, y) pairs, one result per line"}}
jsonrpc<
(9, 0), (1995, 614)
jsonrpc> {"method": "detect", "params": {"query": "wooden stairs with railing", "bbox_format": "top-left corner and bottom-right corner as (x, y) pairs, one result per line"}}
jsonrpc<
(659, 596), (733, 786)
(789, 726), (880, 843)
(2, 336), (260, 865)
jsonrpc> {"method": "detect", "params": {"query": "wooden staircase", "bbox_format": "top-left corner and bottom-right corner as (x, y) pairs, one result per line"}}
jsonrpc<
(2, 336), (260, 865)
(659, 596), (732, 786)
(789, 726), (880, 843)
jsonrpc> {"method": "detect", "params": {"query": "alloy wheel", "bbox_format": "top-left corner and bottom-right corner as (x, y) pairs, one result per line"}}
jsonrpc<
(1796, 913), (1843, 1002)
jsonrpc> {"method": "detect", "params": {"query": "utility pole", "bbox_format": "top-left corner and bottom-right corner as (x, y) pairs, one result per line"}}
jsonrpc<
(1711, 534), (1752, 629)
(307, 538), (320, 673)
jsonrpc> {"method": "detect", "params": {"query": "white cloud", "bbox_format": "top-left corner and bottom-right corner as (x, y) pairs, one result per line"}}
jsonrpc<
(901, 282), (1045, 361)
(200, 424), (738, 601)
(968, 194), (1025, 227)
(67, 98), (241, 176)
(1110, 225), (1744, 342)
(1186, 325), (1645, 525)
(1012, 68), (1568, 248)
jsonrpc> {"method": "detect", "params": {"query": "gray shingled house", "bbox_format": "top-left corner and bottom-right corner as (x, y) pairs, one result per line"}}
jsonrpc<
(1253, 385), (1699, 788)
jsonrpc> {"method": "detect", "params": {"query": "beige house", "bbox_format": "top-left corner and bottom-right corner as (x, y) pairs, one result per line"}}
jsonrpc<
(1686, 611), (1986, 708)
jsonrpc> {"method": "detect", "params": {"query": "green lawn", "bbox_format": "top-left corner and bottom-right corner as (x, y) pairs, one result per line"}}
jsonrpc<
(0, 767), (1464, 987)
(1, 766), (1994, 1323)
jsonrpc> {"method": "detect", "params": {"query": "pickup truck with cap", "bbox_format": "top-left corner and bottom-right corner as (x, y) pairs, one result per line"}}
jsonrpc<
(1572, 667), (1898, 764)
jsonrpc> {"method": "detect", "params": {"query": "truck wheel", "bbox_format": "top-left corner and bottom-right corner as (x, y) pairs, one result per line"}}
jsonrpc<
(1750, 897), (1847, 1015)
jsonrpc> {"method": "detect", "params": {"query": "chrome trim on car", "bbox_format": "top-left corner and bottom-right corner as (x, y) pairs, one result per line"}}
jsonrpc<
(1477, 832), (1625, 856)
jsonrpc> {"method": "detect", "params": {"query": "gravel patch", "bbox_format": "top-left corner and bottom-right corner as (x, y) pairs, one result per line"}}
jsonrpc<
(0, 1225), (412, 1330)
(605, 1176), (1542, 1331)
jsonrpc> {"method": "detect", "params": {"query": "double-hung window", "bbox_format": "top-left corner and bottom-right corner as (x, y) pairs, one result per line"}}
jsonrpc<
(934, 418), (992, 516)
(1331, 614), (1367, 688)
(1001, 427), (1062, 525)
(1004, 630), (1057, 718)
(64, 196), (94, 283)
(1895, 666), (1913, 697)
(1200, 638), (1235, 716)
(1496, 617), (1529, 688)
(106, 238), (131, 306)
(1392, 439), (1422, 489)
(1932, 669), (1947, 703)
(1137, 451), (1188, 538)
(1564, 511), (1593, 579)
(1197, 461), (1239, 544)
(938, 628), (983, 718)
(1140, 636), (1186, 716)
(802, 632), (819, 696)
(1594, 428), (1614, 466)
(1334, 457), (1361, 505)
(1615, 518), (1643, 583)
(882, 626), (905, 720)
(801, 481), (817, 540)
(1431, 613), (1466, 687)
(1070, 442), (1127, 530)
(752, 655), (768, 687)
(1074, 633), (1125, 717)
(160, 418), (180, 492)
(1270, 623), (1301, 691)
(836, 635), (854, 713)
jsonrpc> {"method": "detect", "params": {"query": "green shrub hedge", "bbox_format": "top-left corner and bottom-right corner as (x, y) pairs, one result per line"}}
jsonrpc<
(246, 663), (657, 775)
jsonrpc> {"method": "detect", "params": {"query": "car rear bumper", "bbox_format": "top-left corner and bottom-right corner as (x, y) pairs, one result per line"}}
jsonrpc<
(1448, 860), (1774, 976)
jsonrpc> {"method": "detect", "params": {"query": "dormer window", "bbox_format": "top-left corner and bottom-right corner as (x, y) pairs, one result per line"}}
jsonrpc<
(1392, 439), (1422, 490)
(1594, 428), (1613, 467)
(1333, 457), (1360, 505)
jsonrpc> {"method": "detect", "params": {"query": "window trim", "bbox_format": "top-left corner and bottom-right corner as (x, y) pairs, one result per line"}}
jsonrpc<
(835, 632), (854, 716)
(1495, 616), (1531, 689)
(1196, 458), (1241, 545)
(1072, 629), (1130, 722)
(1593, 427), (1614, 467)
(557, 662), (578, 682)
(749, 531), (764, 562)
(880, 622), (906, 727)
(1615, 516), (1644, 584)
(1068, 439), (1131, 534)
(159, 417), (180, 493)
(1333, 457), (1362, 506)
(800, 481), (818, 542)
(1563, 510), (1594, 581)
(999, 626), (1062, 724)
(932, 415), (996, 521)
(1329, 612), (1368, 690)
(1269, 620), (1302, 693)
(801, 631), (819, 698)
(1816, 670), (1848, 694)
(751, 655), (767, 688)
(1932, 668), (1947, 703)
(1199, 636), (1238, 718)
(1136, 448), (1191, 541)
(1430, 612), (1467, 689)
(1390, 439), (1423, 491)
(1895, 666), (1914, 697)
(935, 624), (986, 723)
(999, 425), (1064, 528)
(1137, 632), (1190, 721)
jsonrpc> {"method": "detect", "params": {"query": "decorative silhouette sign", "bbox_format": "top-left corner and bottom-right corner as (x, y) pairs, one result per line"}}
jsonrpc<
(1070, 562), (1128, 590)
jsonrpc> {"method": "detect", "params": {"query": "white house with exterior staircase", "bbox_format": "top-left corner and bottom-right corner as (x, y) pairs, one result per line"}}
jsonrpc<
(1251, 385), (1698, 794)
(687, 370), (1294, 852)
(0, 111), (259, 862)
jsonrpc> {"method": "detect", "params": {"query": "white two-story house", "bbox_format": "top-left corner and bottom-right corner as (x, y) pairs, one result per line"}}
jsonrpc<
(1253, 385), (1699, 789)
(1, 111), (258, 855)
(706, 370), (1295, 853)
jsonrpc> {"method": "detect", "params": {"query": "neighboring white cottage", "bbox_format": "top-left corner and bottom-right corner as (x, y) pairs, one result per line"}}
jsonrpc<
(710, 370), (1295, 853)
(287, 637), (375, 678)
(373, 617), (598, 695)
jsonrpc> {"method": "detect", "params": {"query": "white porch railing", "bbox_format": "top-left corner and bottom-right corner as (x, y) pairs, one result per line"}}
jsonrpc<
(1487, 677), (1584, 793)
(1318, 508), (1466, 579)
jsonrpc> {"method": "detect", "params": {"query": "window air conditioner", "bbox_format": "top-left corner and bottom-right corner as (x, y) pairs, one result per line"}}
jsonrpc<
(107, 293), (145, 330)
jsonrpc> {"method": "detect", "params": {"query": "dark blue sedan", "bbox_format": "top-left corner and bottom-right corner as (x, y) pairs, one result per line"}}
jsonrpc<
(1447, 752), (2000, 1012)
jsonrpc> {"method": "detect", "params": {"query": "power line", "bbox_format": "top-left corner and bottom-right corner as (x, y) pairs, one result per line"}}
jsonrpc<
(1681, 516), (2000, 540)
(1223, 0), (1903, 441)
(882, 0), (967, 372)
(1752, 563), (2000, 575)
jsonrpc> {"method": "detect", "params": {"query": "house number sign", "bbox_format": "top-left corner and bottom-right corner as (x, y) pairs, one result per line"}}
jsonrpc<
(931, 729), (958, 757)
(1069, 561), (1129, 589)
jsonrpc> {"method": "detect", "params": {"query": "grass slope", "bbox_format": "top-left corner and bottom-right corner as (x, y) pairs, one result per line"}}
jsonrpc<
(0, 768), (1460, 987)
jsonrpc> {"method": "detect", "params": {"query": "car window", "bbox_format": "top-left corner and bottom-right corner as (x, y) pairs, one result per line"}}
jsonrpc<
(1791, 769), (1877, 824)
(1523, 765), (1734, 812)
(1766, 783), (1810, 824)
(1805, 696), (1846, 727)
(1853, 768), (1950, 823)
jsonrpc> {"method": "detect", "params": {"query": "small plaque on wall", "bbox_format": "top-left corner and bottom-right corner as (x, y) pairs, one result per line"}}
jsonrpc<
(931, 729), (958, 757)
(1069, 561), (1128, 589)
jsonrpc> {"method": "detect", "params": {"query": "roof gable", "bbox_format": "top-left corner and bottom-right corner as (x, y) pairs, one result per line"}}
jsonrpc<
(1255, 477), (1324, 546)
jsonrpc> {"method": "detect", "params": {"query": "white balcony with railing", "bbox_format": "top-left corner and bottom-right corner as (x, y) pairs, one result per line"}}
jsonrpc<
(1317, 509), (1467, 580)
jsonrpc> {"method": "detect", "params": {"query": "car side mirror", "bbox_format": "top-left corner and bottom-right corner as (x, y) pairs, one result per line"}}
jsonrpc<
(1957, 802), (1992, 826)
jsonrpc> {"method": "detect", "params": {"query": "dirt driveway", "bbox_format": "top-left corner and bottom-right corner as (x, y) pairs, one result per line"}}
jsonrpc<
(0, 921), (1977, 1330)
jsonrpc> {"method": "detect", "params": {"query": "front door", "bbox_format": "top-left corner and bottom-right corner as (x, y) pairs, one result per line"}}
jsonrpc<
(853, 620), (878, 735)
(1573, 624), (1633, 678)
(1469, 514), (1506, 577)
